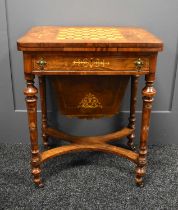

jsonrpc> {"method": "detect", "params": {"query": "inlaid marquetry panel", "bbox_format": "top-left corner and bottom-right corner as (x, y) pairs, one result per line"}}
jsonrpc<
(17, 26), (163, 50)
(50, 76), (130, 118)
(77, 92), (103, 110)
(32, 54), (150, 72)
(56, 27), (125, 41)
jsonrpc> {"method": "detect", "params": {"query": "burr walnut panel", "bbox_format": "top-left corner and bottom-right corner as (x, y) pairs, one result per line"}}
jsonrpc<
(50, 75), (130, 118)
(32, 54), (150, 73)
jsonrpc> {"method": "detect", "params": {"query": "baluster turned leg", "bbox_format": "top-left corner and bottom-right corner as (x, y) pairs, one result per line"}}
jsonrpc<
(135, 73), (156, 187)
(24, 74), (43, 187)
(39, 76), (48, 147)
(127, 75), (139, 151)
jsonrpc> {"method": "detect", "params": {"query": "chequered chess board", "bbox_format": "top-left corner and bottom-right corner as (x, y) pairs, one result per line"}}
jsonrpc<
(56, 27), (125, 41)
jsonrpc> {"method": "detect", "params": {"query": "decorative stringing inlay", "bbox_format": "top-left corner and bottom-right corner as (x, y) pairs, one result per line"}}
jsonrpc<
(78, 93), (102, 109)
(57, 28), (125, 40)
(72, 58), (110, 68)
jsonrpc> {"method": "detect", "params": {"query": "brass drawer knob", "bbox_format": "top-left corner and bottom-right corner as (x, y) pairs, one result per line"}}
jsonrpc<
(134, 58), (144, 71)
(36, 58), (47, 70)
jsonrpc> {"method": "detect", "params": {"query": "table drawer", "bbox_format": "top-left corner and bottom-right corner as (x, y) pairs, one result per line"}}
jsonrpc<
(32, 55), (150, 72)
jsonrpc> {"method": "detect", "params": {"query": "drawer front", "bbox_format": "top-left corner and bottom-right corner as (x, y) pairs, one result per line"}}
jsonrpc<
(32, 55), (150, 73)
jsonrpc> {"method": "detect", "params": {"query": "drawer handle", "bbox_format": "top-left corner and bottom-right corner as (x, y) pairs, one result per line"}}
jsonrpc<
(36, 58), (47, 70)
(134, 58), (144, 71)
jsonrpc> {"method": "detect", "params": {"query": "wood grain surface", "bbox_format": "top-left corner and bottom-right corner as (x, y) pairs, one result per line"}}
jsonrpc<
(17, 26), (163, 50)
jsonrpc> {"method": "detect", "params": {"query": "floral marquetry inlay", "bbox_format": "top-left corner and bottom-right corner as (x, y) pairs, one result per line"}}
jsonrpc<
(72, 58), (110, 68)
(78, 93), (102, 109)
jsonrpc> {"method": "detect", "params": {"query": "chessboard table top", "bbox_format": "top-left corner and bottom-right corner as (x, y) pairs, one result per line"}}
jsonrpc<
(17, 26), (163, 51)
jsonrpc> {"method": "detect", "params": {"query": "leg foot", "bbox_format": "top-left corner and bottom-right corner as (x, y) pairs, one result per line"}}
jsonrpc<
(31, 153), (43, 188)
(136, 181), (144, 188)
(135, 165), (145, 187)
(35, 182), (44, 188)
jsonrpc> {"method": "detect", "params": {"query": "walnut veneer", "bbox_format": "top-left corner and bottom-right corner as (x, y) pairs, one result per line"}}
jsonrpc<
(17, 26), (163, 187)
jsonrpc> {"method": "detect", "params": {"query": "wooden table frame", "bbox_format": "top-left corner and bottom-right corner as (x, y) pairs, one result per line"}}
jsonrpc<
(18, 26), (163, 187)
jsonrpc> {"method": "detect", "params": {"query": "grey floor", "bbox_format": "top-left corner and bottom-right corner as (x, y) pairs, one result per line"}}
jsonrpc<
(0, 143), (178, 210)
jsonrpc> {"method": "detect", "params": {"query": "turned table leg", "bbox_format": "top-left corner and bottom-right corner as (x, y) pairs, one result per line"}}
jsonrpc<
(24, 74), (43, 187)
(135, 73), (156, 187)
(127, 75), (139, 151)
(39, 76), (48, 147)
